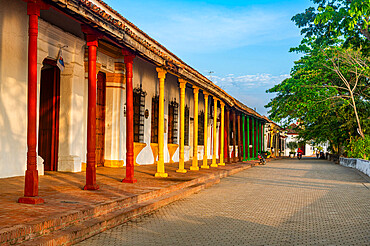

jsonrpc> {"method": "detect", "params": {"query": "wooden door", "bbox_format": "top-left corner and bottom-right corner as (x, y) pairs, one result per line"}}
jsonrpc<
(38, 64), (60, 171)
(96, 72), (106, 167)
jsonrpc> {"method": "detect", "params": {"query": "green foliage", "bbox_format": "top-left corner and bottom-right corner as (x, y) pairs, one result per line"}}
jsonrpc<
(287, 141), (298, 151)
(291, 0), (370, 53)
(266, 42), (369, 155)
(347, 135), (370, 160)
(262, 151), (271, 157)
(266, 0), (370, 156)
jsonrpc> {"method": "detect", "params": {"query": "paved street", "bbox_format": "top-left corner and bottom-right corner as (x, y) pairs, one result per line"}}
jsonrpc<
(76, 158), (370, 246)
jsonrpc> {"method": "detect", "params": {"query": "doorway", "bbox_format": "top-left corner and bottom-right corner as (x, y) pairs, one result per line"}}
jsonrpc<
(38, 59), (60, 171)
(96, 72), (106, 167)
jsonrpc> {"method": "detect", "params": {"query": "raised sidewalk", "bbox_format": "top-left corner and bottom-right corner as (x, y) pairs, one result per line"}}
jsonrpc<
(0, 158), (276, 245)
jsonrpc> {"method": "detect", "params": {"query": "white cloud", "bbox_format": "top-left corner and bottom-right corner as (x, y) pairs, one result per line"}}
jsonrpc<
(204, 73), (289, 115)
(208, 73), (290, 89)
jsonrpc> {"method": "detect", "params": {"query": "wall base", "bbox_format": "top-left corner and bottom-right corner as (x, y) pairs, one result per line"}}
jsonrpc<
(104, 160), (124, 168)
(58, 155), (82, 172)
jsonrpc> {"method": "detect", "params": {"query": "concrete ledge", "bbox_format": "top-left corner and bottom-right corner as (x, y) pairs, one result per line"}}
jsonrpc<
(340, 157), (370, 177)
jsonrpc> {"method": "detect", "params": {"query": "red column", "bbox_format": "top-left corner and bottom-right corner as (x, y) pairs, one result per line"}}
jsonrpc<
(18, 1), (44, 205)
(225, 109), (230, 163)
(122, 50), (137, 183)
(232, 111), (237, 163)
(84, 32), (99, 190)
(218, 110), (221, 158)
(237, 114), (242, 162)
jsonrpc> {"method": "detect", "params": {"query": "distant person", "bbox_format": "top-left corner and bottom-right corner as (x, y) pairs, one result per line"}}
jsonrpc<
(297, 148), (303, 160)
(316, 150), (319, 159)
(320, 151), (325, 159)
(297, 148), (303, 155)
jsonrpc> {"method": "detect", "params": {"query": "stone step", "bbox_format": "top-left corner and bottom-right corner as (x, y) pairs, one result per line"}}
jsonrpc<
(1, 164), (251, 245)
(20, 179), (221, 246)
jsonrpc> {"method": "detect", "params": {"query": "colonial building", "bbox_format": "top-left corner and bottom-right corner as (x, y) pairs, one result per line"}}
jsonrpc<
(0, 0), (267, 204)
(264, 118), (285, 158)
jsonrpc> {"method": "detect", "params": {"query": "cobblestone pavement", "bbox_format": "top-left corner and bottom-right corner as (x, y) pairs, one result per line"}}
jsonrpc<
(76, 158), (370, 246)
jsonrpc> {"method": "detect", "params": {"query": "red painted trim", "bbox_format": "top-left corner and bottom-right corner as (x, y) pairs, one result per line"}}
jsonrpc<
(122, 51), (137, 183)
(84, 34), (99, 190)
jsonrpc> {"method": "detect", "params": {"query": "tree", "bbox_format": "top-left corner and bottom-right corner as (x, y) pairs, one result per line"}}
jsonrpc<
(266, 0), (370, 156)
(322, 47), (370, 138)
(265, 42), (369, 154)
(287, 141), (298, 152)
(291, 0), (370, 52)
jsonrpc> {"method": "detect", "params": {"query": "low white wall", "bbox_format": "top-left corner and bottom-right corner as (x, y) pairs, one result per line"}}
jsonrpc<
(340, 157), (370, 177)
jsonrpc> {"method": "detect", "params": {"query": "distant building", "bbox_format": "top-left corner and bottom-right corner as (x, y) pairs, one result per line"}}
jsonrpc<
(284, 124), (329, 156)
(262, 117), (285, 157)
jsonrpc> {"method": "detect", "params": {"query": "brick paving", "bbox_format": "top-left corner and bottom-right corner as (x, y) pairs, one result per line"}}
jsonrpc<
(0, 159), (259, 245)
(76, 158), (370, 246)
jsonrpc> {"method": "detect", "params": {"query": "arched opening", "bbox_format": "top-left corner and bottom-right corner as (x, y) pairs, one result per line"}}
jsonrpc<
(38, 59), (60, 171)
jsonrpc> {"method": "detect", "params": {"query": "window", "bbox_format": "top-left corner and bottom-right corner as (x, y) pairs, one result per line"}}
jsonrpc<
(184, 105), (190, 146)
(133, 87), (146, 143)
(151, 95), (159, 143)
(168, 100), (179, 144)
(198, 111), (204, 145)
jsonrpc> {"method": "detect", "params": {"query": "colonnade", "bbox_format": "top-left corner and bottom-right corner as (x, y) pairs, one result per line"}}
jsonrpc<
(151, 67), (266, 176)
(19, 0), (266, 204)
(154, 72), (226, 177)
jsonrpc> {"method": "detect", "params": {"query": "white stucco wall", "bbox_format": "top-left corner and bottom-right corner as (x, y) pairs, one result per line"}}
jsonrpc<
(104, 59), (125, 164)
(0, 0), (28, 178)
(38, 19), (87, 171)
(0, 0), (89, 177)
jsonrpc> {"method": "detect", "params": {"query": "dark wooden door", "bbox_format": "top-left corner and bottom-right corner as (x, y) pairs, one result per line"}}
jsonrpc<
(96, 72), (106, 167)
(38, 64), (60, 171)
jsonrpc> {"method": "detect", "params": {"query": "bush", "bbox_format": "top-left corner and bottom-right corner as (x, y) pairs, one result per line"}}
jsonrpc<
(346, 135), (370, 160)
(287, 141), (298, 151)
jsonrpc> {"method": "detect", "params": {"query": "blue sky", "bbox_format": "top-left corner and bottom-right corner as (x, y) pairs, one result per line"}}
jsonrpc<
(104, 0), (313, 115)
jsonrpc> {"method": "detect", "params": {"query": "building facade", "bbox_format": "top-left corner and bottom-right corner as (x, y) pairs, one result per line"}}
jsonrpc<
(0, 0), (267, 204)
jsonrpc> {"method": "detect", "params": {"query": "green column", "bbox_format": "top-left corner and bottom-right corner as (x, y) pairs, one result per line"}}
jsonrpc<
(242, 115), (246, 161)
(263, 123), (265, 152)
(247, 116), (250, 160)
(251, 117), (255, 159)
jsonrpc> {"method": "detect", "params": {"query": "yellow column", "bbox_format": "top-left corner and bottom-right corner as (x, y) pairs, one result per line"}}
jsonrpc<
(190, 86), (199, 171)
(211, 97), (218, 167)
(219, 102), (225, 166)
(155, 67), (168, 178)
(270, 129), (274, 157)
(177, 79), (187, 173)
(201, 92), (210, 169)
